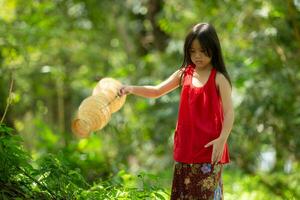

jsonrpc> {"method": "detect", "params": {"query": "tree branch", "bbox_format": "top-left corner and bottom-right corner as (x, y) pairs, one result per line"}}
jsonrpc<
(0, 73), (14, 124)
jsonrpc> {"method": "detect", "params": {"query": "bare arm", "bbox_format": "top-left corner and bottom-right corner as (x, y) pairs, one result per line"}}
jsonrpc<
(216, 73), (235, 142)
(119, 69), (184, 98)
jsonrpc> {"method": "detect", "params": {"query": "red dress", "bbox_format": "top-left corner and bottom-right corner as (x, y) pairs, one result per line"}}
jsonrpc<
(173, 64), (230, 164)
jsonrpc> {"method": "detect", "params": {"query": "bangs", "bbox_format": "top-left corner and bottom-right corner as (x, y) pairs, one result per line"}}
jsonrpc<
(186, 32), (213, 58)
(196, 35), (212, 57)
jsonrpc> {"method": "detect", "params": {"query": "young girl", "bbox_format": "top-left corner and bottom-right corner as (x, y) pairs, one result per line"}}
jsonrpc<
(118, 23), (234, 200)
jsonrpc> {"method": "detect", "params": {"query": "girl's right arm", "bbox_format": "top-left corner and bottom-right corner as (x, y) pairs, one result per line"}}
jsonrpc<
(118, 69), (184, 98)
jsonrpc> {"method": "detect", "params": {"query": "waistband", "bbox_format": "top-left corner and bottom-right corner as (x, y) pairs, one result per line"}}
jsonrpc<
(174, 161), (222, 167)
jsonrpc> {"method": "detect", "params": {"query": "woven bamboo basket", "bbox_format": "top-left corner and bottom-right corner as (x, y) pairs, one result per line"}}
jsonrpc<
(72, 78), (126, 137)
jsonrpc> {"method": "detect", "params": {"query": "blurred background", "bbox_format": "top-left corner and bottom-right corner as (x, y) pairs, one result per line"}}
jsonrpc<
(0, 0), (300, 199)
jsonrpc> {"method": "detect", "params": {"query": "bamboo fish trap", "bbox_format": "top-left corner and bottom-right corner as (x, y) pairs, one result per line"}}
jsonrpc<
(72, 78), (126, 137)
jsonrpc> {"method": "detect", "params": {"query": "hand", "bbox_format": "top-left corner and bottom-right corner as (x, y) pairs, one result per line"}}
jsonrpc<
(118, 85), (132, 96)
(204, 136), (226, 165)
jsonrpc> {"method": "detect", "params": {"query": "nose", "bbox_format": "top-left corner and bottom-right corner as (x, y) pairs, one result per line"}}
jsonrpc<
(195, 51), (204, 58)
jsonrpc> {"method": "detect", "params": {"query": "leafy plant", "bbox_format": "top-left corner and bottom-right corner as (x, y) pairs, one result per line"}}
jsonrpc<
(0, 123), (169, 199)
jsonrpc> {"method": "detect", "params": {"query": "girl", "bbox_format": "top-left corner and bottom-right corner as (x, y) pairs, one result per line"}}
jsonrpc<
(118, 23), (234, 200)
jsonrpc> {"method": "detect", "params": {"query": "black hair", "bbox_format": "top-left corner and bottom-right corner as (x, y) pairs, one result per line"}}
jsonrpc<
(179, 23), (232, 88)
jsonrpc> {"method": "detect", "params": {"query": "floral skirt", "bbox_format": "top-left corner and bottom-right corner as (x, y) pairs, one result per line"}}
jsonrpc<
(170, 162), (223, 200)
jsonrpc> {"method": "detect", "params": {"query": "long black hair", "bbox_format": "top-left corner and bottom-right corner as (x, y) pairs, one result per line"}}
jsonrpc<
(179, 23), (232, 87)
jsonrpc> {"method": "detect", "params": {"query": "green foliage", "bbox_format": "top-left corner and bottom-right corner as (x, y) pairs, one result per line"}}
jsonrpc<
(0, 124), (169, 199)
(0, 123), (50, 199)
(223, 165), (300, 200)
(0, 0), (300, 199)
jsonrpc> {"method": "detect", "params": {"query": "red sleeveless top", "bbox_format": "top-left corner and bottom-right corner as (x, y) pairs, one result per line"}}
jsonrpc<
(173, 64), (230, 164)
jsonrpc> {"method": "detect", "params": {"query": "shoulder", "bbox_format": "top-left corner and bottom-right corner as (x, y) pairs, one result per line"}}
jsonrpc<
(174, 66), (191, 78)
(170, 68), (183, 80)
(177, 67), (186, 76)
(215, 71), (231, 91)
(172, 66), (192, 86)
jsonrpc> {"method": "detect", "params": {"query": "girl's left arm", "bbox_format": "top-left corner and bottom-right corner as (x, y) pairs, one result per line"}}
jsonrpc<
(217, 73), (235, 142)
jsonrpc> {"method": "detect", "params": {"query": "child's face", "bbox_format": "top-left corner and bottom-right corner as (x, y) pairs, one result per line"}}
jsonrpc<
(189, 39), (212, 69)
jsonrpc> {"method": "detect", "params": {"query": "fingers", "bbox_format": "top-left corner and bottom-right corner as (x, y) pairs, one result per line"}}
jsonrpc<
(204, 140), (213, 148)
(118, 86), (129, 97)
(204, 143), (210, 148)
(211, 151), (216, 164)
(211, 151), (222, 164)
(117, 88), (122, 96)
(205, 140), (217, 164)
(208, 138), (224, 164)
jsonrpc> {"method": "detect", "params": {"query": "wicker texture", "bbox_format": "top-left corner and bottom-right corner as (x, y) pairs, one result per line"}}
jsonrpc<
(72, 78), (126, 137)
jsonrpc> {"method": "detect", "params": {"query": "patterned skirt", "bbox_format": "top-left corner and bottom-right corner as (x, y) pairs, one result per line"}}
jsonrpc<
(170, 162), (223, 200)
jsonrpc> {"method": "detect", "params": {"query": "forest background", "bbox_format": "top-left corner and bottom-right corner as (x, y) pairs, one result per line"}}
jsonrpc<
(1, 0), (299, 199)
